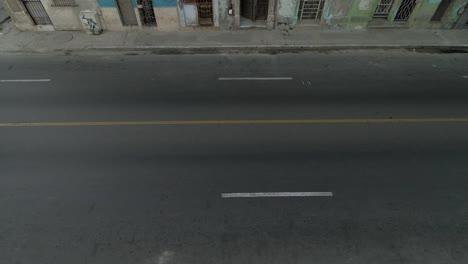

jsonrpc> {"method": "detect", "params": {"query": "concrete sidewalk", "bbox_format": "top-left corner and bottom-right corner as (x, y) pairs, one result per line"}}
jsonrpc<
(0, 20), (467, 54)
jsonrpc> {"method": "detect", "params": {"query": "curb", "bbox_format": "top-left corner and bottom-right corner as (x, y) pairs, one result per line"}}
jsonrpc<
(2, 44), (468, 55)
(88, 44), (468, 54)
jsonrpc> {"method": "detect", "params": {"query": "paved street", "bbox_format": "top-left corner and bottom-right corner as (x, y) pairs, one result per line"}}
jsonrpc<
(1, 50), (468, 264)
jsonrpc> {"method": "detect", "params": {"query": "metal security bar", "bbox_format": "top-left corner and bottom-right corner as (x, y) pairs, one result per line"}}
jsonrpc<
(394, 0), (417, 21)
(298, 0), (325, 21)
(373, 0), (394, 18)
(182, 0), (213, 26)
(22, 0), (52, 25)
(51, 0), (77, 6)
(197, 0), (213, 26)
(137, 0), (157, 26)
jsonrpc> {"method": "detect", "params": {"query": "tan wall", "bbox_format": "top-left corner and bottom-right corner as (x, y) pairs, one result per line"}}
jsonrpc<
(3, 0), (38, 31)
(101, 6), (179, 31)
(5, 0), (102, 31)
(100, 7), (156, 30)
(154, 7), (179, 31)
(100, 7), (123, 30)
(41, 0), (82, 30)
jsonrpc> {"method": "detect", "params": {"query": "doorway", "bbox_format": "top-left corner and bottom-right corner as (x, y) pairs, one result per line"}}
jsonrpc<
(240, 0), (269, 27)
(137, 0), (157, 26)
(22, 0), (52, 25)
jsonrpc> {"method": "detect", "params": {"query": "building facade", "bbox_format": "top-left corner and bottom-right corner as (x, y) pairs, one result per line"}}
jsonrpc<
(3, 0), (468, 31)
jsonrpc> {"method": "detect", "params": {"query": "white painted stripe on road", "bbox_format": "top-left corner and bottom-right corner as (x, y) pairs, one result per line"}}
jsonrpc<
(0, 79), (51, 82)
(218, 77), (293, 81)
(221, 192), (333, 198)
(462, 76), (468, 78)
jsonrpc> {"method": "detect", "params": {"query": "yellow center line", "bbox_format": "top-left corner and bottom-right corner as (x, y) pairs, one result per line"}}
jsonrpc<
(1, 118), (468, 127)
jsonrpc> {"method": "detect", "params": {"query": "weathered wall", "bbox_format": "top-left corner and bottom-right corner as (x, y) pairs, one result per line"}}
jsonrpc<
(277, 0), (299, 25)
(323, 0), (466, 29)
(3, 0), (51, 30)
(98, 0), (180, 30)
(177, 0), (219, 29)
(100, 7), (122, 30)
(40, 0), (100, 30)
(345, 0), (377, 29)
(5, 0), (101, 31)
(1, 0), (10, 22)
(3, 0), (34, 31)
(322, 0), (353, 29)
(408, 0), (442, 27)
(153, 0), (179, 30)
(217, 0), (232, 29)
(154, 7), (179, 30)
(6, 0), (466, 30)
(387, 0), (467, 28)
(440, 0), (467, 28)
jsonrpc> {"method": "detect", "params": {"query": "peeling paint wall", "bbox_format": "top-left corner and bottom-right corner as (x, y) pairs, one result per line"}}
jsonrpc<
(322, 0), (353, 30)
(154, 7), (179, 31)
(322, 0), (466, 30)
(441, 0), (467, 28)
(217, 0), (232, 29)
(6, 0), (467, 30)
(98, 0), (180, 30)
(277, 0), (299, 26)
(42, 0), (100, 31)
(0, 0), (9, 22)
(3, 0), (37, 31)
(408, 0), (443, 27)
(345, 0), (377, 29)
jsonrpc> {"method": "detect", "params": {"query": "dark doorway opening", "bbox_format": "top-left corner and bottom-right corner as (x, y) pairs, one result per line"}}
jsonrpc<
(137, 0), (157, 26)
(241, 0), (269, 26)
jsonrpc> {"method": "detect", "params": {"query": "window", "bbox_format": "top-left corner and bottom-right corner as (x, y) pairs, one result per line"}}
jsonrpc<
(50, 0), (77, 7)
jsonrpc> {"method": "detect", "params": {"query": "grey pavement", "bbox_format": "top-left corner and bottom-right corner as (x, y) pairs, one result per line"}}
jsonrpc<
(1, 51), (468, 264)
(0, 20), (467, 54)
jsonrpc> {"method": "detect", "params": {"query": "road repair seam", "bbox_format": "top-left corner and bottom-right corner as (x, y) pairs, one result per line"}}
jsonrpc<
(1, 118), (468, 127)
(222, 192), (333, 198)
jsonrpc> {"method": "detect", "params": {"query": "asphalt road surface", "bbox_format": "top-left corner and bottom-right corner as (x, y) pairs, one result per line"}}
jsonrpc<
(1, 50), (468, 264)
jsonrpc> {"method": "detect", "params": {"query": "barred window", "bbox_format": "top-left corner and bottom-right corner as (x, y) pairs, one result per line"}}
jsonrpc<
(181, 0), (213, 26)
(51, 0), (77, 7)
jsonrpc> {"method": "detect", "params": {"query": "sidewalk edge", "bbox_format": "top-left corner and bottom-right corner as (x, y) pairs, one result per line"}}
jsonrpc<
(1, 44), (468, 54)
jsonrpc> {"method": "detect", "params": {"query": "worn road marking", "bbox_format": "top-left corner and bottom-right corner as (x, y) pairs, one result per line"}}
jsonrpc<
(222, 192), (333, 198)
(463, 76), (468, 78)
(218, 77), (293, 81)
(0, 79), (51, 82)
(1, 118), (468, 127)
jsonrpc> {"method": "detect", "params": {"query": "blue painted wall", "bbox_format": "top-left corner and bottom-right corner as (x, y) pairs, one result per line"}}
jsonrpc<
(98, 0), (176, 8)
(98, 0), (117, 7)
(154, 0), (176, 7)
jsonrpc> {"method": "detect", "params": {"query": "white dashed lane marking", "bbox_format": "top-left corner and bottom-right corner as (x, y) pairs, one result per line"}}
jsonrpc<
(218, 77), (293, 81)
(221, 192), (333, 198)
(0, 79), (51, 82)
